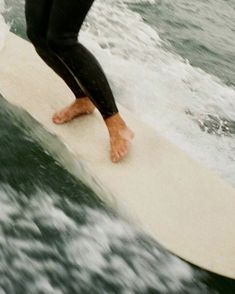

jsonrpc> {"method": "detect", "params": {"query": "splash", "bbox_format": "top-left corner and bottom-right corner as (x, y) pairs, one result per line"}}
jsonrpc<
(82, 0), (235, 186)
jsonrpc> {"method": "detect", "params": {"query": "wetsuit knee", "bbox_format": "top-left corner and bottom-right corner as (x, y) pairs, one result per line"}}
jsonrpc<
(26, 27), (47, 49)
(46, 30), (78, 52)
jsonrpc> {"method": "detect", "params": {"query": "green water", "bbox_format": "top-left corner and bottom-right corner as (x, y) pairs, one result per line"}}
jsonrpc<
(129, 0), (235, 88)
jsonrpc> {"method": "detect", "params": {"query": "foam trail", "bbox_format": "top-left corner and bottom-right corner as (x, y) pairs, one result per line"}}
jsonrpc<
(0, 185), (211, 293)
(126, 0), (156, 3)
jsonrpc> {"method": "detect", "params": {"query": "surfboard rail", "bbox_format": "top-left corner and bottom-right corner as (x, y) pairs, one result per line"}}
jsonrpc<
(0, 32), (235, 279)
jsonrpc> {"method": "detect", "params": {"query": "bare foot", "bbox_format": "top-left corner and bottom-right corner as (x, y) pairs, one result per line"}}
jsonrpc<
(53, 97), (95, 124)
(105, 113), (134, 163)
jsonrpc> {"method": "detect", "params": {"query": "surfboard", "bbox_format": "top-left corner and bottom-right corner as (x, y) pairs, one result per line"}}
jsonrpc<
(0, 32), (235, 279)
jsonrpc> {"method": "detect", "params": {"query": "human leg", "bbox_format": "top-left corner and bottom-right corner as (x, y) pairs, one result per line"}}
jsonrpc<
(25, 0), (86, 99)
(26, 0), (134, 161)
(46, 0), (119, 119)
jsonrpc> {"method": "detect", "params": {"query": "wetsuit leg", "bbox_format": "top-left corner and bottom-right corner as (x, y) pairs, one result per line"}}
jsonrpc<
(46, 0), (119, 119)
(25, 0), (86, 99)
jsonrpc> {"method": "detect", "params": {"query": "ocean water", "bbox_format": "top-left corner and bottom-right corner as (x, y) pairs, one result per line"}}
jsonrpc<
(0, 0), (235, 292)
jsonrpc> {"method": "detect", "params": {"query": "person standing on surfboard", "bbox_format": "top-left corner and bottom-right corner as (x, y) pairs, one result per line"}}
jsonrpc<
(25, 0), (134, 163)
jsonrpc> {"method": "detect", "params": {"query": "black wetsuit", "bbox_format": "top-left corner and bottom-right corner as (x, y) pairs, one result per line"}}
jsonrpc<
(25, 0), (118, 119)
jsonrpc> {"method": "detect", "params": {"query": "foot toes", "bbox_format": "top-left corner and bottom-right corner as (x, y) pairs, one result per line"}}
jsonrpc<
(119, 148), (127, 157)
(52, 99), (95, 125)
(52, 113), (65, 124)
(52, 114), (60, 123)
(111, 153), (119, 163)
(111, 145), (129, 163)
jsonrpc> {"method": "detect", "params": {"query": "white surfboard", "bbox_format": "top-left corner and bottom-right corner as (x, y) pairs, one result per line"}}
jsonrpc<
(0, 32), (235, 279)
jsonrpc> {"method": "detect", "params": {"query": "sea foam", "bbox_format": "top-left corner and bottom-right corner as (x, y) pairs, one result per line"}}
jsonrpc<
(83, 0), (235, 186)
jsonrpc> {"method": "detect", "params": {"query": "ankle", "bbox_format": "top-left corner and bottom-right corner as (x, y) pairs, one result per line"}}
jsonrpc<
(75, 97), (92, 104)
(105, 114), (128, 136)
(74, 97), (95, 109)
(105, 113), (126, 130)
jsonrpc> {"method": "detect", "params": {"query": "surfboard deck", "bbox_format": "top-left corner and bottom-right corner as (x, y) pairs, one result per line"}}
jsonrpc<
(0, 32), (235, 279)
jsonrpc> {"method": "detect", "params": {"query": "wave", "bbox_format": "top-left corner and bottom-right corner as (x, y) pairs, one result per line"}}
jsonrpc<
(84, 0), (235, 186)
(0, 184), (211, 293)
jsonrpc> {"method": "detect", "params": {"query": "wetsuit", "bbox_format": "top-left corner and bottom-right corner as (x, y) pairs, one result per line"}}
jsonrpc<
(25, 0), (118, 119)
